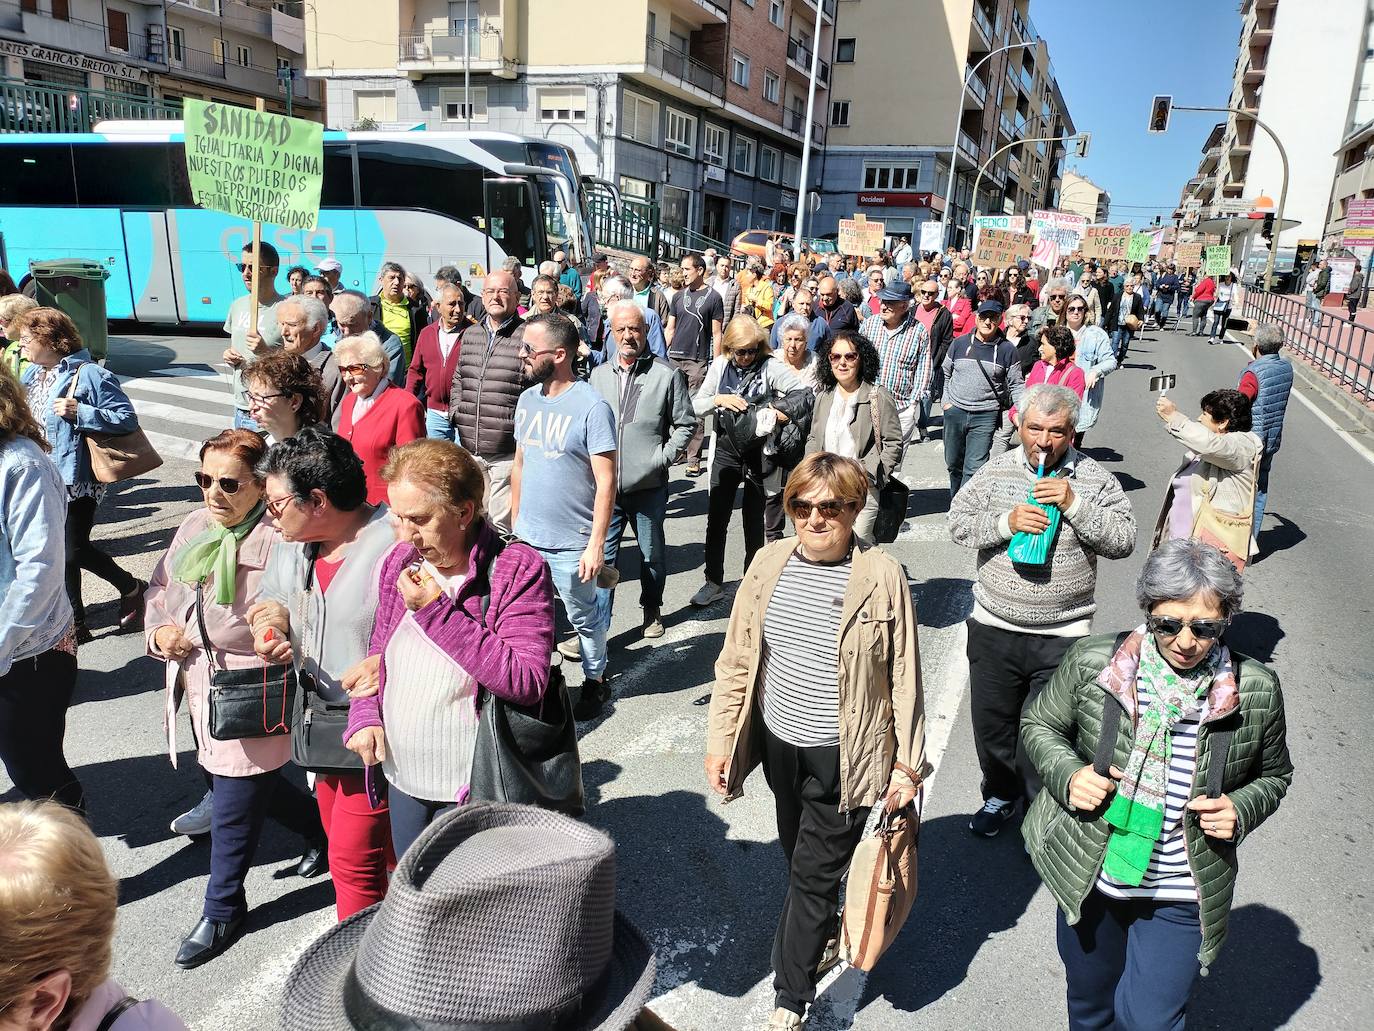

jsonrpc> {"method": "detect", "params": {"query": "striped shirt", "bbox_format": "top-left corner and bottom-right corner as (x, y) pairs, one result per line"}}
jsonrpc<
(759, 551), (853, 748)
(1097, 679), (1202, 902)
(861, 311), (932, 408)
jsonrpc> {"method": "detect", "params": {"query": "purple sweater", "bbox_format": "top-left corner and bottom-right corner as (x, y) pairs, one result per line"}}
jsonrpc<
(344, 520), (555, 744)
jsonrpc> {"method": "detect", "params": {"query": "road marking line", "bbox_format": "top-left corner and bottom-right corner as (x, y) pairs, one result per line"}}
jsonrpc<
(120, 376), (235, 407)
(146, 365), (228, 380)
(130, 399), (230, 430)
(921, 620), (970, 807)
(143, 429), (206, 463)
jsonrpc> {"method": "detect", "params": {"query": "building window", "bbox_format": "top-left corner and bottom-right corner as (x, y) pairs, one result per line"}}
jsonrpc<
(782, 153), (801, 189)
(665, 108), (697, 156)
(704, 123), (727, 167)
(538, 88), (587, 123)
(622, 91), (659, 146)
(830, 100), (850, 126)
(757, 205), (776, 230)
(731, 52), (750, 88)
(168, 25), (185, 65)
(759, 145), (780, 183)
(440, 86), (488, 123)
(733, 135), (756, 175)
(354, 90), (397, 124)
(106, 8), (130, 53)
(862, 161), (921, 191)
(763, 71), (780, 104)
(836, 37), (856, 63)
(51, 0), (69, 21)
(234, 44), (252, 67)
(769, 1), (783, 27)
(19, 0), (35, 12)
(619, 176), (652, 200)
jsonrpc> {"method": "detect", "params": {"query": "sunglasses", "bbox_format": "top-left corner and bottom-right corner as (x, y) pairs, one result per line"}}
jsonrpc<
(1146, 615), (1229, 641)
(829, 351), (859, 364)
(788, 497), (854, 520)
(235, 262), (278, 273)
(918, 290), (938, 297)
(195, 473), (243, 494)
(1049, 294), (1068, 300)
(732, 347), (759, 359)
(1066, 305), (1087, 313)
(339, 363), (375, 375)
(265, 492), (298, 517)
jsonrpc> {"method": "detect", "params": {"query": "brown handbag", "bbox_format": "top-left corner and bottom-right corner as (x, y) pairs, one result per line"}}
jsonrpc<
(66, 363), (163, 483)
(839, 761), (922, 972)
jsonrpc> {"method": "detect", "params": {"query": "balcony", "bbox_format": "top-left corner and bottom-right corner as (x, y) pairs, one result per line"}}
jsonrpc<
(641, 36), (725, 102)
(958, 128), (979, 163)
(786, 38), (830, 85)
(398, 28), (516, 78)
(167, 0), (222, 23)
(964, 67), (987, 108)
(172, 45), (228, 80)
(971, 3), (996, 50)
(781, 107), (826, 144)
(798, 0), (836, 24)
(223, 0), (271, 37)
(662, 0), (729, 26)
(999, 112), (1022, 141)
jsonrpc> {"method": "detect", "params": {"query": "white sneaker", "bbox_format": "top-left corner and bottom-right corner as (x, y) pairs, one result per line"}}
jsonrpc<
(690, 581), (726, 607)
(557, 637), (582, 661)
(767, 1007), (804, 1030)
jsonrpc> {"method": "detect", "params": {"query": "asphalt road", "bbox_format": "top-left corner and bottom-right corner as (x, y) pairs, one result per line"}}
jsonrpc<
(3, 318), (1370, 1030)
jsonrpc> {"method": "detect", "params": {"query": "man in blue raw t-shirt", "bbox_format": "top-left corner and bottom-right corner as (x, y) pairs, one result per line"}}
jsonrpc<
(510, 312), (619, 720)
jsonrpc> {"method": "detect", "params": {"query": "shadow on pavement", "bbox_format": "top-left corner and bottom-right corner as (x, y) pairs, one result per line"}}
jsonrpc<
(907, 487), (949, 519)
(910, 576), (973, 630)
(1189, 904), (1320, 1029)
(1226, 612), (1285, 665)
(1253, 514), (1305, 564)
(1111, 471), (1149, 493)
(75, 654), (164, 705)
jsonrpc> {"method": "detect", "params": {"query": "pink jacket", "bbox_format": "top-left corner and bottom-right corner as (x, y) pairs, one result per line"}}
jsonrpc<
(1011, 358), (1086, 423)
(145, 509), (289, 777)
(944, 294), (975, 336)
(68, 979), (188, 1031)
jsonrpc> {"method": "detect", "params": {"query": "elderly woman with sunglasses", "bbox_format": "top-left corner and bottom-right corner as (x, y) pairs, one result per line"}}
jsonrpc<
(706, 451), (928, 1031)
(1022, 538), (1292, 1031)
(1063, 294), (1117, 448)
(145, 429), (325, 970)
(332, 331), (425, 505)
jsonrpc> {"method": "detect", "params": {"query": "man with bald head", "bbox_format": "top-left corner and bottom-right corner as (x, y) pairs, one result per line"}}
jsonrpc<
(628, 255), (671, 326)
(447, 269), (527, 529)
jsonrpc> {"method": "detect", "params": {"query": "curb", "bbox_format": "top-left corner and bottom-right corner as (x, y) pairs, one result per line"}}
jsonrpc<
(1231, 328), (1374, 437)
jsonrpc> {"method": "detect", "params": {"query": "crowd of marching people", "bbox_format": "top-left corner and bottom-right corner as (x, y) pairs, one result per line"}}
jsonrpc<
(0, 236), (1298, 1031)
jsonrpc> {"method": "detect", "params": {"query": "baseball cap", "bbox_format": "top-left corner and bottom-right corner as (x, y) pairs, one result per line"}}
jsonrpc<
(316, 258), (343, 274)
(976, 299), (1005, 317)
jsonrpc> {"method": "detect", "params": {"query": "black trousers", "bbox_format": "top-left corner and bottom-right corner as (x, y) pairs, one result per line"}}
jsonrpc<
(0, 647), (86, 814)
(66, 494), (137, 623)
(705, 463), (766, 586)
(967, 619), (1077, 803)
(761, 726), (869, 1017)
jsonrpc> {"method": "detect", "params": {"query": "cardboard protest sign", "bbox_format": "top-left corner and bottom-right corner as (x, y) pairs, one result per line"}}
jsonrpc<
(838, 214), (885, 256)
(971, 214), (1025, 254)
(1081, 224), (1130, 262)
(1127, 232), (1152, 264)
(974, 229), (1033, 268)
(1175, 242), (1203, 267)
(183, 99), (324, 231)
(1204, 245), (1231, 275)
(1030, 210), (1087, 269)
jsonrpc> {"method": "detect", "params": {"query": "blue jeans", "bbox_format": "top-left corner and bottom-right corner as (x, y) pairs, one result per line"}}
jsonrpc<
(232, 408), (260, 432)
(1176, 292), (1190, 317)
(1253, 447), (1274, 533)
(1057, 890), (1202, 1031)
(1210, 308), (1230, 338)
(1111, 327), (1133, 360)
(540, 546), (608, 680)
(424, 407), (456, 442)
(596, 484), (668, 628)
(942, 405), (999, 497)
(1152, 296), (1173, 324)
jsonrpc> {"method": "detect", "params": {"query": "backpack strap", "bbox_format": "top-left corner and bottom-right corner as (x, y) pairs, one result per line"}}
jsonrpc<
(95, 997), (140, 1031)
(1092, 631), (1134, 778)
(1205, 727), (1234, 799)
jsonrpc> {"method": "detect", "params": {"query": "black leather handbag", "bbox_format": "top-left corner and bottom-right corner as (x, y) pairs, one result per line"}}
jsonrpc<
(869, 395), (910, 545)
(195, 584), (296, 742)
(289, 549), (363, 775)
(468, 538), (585, 816)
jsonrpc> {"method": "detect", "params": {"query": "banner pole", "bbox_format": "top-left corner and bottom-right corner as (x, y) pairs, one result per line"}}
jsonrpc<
(249, 97), (266, 337)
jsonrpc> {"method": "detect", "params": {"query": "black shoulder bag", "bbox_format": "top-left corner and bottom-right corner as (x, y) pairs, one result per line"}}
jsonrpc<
(869, 392), (909, 545)
(195, 583), (297, 741)
(967, 338), (1012, 430)
(290, 545), (364, 774)
(95, 997), (140, 1031)
(468, 537), (585, 816)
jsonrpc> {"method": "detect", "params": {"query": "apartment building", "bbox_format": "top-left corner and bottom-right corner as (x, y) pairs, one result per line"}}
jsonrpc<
(1058, 170), (1108, 224)
(0, 0), (318, 129)
(305, 0), (833, 245)
(819, 0), (1074, 247)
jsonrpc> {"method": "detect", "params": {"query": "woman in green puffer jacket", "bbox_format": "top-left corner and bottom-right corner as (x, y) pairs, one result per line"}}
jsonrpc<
(1021, 538), (1292, 1031)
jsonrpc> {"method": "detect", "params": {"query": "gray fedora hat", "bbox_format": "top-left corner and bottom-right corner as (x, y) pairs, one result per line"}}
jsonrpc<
(280, 803), (656, 1031)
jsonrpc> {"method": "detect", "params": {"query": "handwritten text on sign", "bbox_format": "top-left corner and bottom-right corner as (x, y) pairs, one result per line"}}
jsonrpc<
(183, 100), (324, 231)
(1204, 245), (1231, 276)
(838, 216), (886, 257)
(974, 229), (1033, 267)
(1175, 242), (1203, 267)
(1127, 233), (1152, 265)
(1080, 224), (1131, 262)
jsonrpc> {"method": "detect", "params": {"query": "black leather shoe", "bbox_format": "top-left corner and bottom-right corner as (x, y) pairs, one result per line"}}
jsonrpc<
(573, 679), (611, 721)
(174, 915), (244, 969)
(296, 845), (328, 878)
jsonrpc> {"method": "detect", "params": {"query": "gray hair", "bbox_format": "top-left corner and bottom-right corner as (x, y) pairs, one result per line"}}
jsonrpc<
(600, 275), (634, 303)
(275, 294), (328, 332)
(1136, 538), (1244, 619)
(376, 261), (405, 285)
(605, 299), (645, 328)
(1044, 276), (1070, 296)
(838, 278), (865, 306)
(1006, 302), (1031, 320)
(538, 260), (560, 279)
(334, 331), (389, 372)
(501, 256), (523, 275)
(776, 312), (811, 338)
(331, 288), (371, 319)
(1021, 383), (1081, 427)
(1254, 322), (1284, 355)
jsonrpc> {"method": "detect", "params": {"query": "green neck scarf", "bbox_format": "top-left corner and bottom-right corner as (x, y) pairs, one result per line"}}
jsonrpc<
(1101, 632), (1220, 886)
(172, 500), (267, 605)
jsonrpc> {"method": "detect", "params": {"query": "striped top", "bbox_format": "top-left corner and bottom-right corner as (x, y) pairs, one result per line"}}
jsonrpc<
(759, 550), (853, 748)
(1097, 679), (1202, 902)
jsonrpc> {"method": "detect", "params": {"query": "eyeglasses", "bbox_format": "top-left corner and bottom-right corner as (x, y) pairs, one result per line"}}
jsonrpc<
(1146, 615), (1229, 641)
(518, 342), (561, 357)
(1066, 305), (1087, 313)
(918, 290), (938, 297)
(265, 492), (298, 517)
(1049, 294), (1068, 301)
(732, 347), (759, 358)
(245, 390), (288, 406)
(195, 473), (243, 494)
(829, 351), (859, 364)
(788, 497), (854, 520)
(235, 262), (278, 274)
(339, 363), (375, 375)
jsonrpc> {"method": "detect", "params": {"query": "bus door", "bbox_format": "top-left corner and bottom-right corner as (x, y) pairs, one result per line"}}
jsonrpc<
(120, 210), (180, 323)
(482, 177), (540, 284)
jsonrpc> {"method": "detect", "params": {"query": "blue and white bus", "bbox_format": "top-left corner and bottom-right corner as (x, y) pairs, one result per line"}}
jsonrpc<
(0, 125), (614, 326)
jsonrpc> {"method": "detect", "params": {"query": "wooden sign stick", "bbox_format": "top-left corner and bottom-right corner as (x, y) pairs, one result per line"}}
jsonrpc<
(248, 97), (266, 337)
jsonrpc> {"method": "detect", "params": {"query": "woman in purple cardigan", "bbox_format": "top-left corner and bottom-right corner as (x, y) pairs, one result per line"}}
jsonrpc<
(342, 439), (554, 857)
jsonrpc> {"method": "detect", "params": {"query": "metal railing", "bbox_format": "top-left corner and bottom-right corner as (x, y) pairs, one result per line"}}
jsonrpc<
(586, 187), (730, 263)
(398, 28), (504, 64)
(174, 45), (228, 79)
(0, 77), (182, 134)
(1241, 288), (1374, 405)
(645, 35), (724, 98)
(785, 38), (830, 84)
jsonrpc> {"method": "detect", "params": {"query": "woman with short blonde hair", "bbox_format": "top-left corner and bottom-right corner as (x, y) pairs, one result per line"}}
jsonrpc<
(0, 800), (187, 1028)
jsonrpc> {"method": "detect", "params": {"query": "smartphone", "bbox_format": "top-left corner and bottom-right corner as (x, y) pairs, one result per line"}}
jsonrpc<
(1149, 374), (1177, 392)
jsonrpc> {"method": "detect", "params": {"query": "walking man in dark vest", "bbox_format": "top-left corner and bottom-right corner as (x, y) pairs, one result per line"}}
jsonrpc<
(1238, 322), (1293, 549)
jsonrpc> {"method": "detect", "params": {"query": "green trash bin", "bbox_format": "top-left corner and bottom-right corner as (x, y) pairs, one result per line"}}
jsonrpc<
(29, 259), (111, 361)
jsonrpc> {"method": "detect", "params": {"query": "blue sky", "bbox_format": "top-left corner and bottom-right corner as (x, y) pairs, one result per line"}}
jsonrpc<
(1034, 0), (1242, 228)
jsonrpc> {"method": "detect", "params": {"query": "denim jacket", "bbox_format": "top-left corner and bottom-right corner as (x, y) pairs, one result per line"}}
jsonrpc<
(0, 436), (72, 676)
(21, 349), (138, 487)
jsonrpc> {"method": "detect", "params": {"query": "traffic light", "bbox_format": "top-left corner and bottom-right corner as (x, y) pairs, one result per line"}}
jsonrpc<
(1261, 213), (1275, 241)
(1074, 132), (1091, 158)
(1149, 95), (1172, 133)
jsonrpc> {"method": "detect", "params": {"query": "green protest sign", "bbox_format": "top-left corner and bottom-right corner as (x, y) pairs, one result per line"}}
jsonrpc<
(183, 99), (324, 230)
(1127, 232), (1151, 264)
(1204, 245), (1231, 276)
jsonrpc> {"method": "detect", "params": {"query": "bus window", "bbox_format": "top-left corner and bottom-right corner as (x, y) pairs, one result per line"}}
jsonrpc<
(533, 176), (570, 254)
(72, 142), (192, 208)
(321, 143), (356, 207)
(0, 143), (75, 206)
(483, 178), (538, 268)
(355, 140), (483, 223)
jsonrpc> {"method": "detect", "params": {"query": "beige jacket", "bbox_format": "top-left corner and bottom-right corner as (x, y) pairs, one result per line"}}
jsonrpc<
(706, 537), (928, 812)
(1152, 412), (1262, 547)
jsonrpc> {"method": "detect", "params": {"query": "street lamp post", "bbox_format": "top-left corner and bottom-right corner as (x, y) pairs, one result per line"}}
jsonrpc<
(969, 133), (1079, 232)
(941, 41), (1037, 251)
(793, 26), (824, 243)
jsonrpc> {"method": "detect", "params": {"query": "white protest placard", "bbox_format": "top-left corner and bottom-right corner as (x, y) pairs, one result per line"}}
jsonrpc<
(971, 214), (1025, 254)
(919, 220), (945, 256)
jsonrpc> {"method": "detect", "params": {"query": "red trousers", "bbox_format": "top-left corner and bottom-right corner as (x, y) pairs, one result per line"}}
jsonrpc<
(316, 772), (395, 920)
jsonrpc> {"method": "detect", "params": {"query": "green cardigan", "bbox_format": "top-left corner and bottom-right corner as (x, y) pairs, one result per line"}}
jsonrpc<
(1021, 633), (1293, 970)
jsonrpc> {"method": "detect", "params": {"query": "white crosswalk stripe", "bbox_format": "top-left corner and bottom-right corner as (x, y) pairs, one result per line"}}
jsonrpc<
(121, 365), (237, 462)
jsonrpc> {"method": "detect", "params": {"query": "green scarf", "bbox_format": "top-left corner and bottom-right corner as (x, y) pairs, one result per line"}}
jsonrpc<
(1101, 633), (1220, 886)
(172, 500), (267, 605)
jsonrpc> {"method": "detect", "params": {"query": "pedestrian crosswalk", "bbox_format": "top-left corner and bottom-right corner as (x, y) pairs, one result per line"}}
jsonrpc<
(118, 365), (237, 464)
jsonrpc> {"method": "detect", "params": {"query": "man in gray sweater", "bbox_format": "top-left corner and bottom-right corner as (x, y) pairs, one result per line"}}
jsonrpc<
(942, 299), (1025, 498)
(948, 384), (1137, 838)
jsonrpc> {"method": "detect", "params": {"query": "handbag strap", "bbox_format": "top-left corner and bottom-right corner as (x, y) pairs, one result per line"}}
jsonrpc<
(867, 386), (886, 484)
(95, 996), (140, 1031)
(193, 582), (220, 675)
(1092, 631), (1134, 778)
(64, 360), (91, 401)
(967, 338), (1011, 410)
(1205, 727), (1234, 799)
